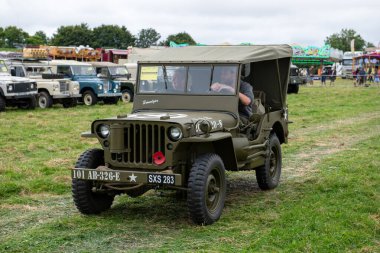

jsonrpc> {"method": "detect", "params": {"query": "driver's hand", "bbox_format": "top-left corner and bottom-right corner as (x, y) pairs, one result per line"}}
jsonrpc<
(211, 82), (234, 92)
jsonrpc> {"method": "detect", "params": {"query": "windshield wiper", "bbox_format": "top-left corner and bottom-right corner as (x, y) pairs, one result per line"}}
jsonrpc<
(162, 65), (168, 89)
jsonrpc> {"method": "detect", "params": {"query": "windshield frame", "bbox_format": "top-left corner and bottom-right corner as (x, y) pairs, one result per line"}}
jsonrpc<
(137, 63), (239, 96)
(71, 65), (96, 76)
(108, 66), (129, 76)
(0, 60), (8, 73)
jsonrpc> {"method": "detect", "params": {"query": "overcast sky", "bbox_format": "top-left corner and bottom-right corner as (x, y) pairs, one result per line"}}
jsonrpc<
(1, 0), (379, 47)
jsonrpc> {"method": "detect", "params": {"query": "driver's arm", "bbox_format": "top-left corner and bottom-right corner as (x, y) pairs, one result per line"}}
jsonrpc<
(239, 92), (251, 105)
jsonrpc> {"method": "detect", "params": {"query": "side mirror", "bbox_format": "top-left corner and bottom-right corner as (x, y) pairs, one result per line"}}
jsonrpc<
(10, 68), (16, 76)
(127, 73), (132, 80)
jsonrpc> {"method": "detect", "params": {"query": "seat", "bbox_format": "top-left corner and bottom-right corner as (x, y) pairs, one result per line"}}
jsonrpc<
(250, 91), (266, 123)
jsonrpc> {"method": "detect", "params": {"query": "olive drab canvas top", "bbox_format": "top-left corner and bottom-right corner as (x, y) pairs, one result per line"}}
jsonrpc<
(139, 45), (293, 64)
(134, 45), (292, 114)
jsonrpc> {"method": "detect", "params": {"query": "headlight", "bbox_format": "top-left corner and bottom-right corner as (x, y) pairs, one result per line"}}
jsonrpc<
(98, 84), (103, 90)
(97, 124), (110, 138)
(115, 84), (119, 89)
(168, 126), (182, 141)
(30, 83), (35, 89)
(7, 84), (13, 92)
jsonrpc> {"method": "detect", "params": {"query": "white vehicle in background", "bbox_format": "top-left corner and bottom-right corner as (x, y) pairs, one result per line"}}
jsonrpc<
(341, 51), (362, 79)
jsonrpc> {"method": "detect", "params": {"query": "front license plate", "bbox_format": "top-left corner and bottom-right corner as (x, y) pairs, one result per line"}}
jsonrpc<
(147, 173), (175, 185)
(72, 169), (121, 182)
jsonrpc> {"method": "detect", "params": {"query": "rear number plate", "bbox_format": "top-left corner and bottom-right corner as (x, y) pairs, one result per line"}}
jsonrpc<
(147, 174), (175, 185)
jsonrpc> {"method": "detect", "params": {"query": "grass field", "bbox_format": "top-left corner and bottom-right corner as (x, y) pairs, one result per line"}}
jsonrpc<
(0, 79), (379, 252)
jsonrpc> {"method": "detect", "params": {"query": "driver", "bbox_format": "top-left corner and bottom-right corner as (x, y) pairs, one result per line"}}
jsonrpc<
(172, 69), (186, 91)
(211, 67), (254, 122)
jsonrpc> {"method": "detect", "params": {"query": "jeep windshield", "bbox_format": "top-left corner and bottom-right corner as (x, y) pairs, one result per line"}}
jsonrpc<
(109, 66), (129, 76)
(0, 61), (8, 73)
(138, 64), (238, 95)
(72, 66), (96, 76)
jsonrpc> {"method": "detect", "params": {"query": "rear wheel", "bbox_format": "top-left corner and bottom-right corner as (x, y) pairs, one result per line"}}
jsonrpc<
(256, 133), (282, 190)
(187, 153), (226, 225)
(0, 96), (5, 112)
(293, 85), (299, 94)
(72, 149), (115, 214)
(121, 90), (132, 103)
(18, 96), (37, 109)
(38, 91), (53, 108)
(83, 90), (97, 106)
(62, 98), (77, 108)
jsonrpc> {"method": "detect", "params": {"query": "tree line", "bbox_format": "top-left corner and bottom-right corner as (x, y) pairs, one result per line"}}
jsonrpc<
(0, 23), (196, 49)
(0, 24), (375, 52)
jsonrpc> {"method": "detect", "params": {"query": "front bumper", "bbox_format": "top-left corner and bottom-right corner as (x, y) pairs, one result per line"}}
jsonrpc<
(5, 93), (36, 99)
(98, 92), (122, 98)
(71, 167), (182, 186)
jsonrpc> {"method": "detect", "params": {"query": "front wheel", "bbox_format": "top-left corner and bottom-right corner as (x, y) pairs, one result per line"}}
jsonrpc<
(72, 149), (115, 214)
(187, 153), (226, 225)
(83, 90), (97, 106)
(256, 133), (282, 190)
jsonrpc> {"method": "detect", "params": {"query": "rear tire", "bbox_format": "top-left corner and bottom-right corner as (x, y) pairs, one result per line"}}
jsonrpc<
(72, 149), (115, 214)
(83, 90), (97, 106)
(0, 96), (5, 112)
(121, 90), (132, 103)
(62, 98), (77, 108)
(38, 91), (53, 108)
(19, 96), (37, 109)
(256, 133), (282, 190)
(187, 153), (226, 225)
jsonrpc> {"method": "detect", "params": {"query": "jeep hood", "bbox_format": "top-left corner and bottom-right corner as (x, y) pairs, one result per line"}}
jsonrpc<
(104, 111), (238, 130)
(0, 73), (33, 83)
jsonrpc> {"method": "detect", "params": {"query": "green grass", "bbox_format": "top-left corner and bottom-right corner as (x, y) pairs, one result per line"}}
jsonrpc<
(0, 79), (379, 252)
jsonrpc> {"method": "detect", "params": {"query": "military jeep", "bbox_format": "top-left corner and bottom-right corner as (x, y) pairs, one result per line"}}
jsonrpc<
(0, 60), (37, 111)
(71, 45), (292, 225)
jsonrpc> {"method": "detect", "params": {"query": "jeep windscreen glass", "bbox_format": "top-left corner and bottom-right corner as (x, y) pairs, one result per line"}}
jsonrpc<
(187, 65), (212, 94)
(0, 61), (7, 73)
(210, 65), (238, 94)
(109, 66), (129, 76)
(72, 66), (96, 76)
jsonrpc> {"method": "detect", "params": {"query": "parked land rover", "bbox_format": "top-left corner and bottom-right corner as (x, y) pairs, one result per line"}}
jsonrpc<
(287, 64), (305, 94)
(0, 60), (37, 111)
(71, 45), (292, 225)
(48, 60), (122, 105)
(6, 60), (80, 108)
(91, 62), (135, 103)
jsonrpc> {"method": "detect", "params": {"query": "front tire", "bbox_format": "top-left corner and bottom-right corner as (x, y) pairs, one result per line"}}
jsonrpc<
(187, 153), (226, 225)
(256, 133), (282, 190)
(83, 90), (97, 106)
(72, 149), (115, 214)
(38, 91), (53, 108)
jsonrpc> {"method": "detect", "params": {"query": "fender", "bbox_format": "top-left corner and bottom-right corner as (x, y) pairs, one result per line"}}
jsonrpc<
(180, 132), (238, 170)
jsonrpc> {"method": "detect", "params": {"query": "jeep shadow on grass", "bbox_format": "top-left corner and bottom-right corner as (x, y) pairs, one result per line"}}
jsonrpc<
(72, 45), (292, 225)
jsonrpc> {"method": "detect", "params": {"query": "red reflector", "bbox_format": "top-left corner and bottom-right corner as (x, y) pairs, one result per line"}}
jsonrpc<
(153, 151), (166, 165)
